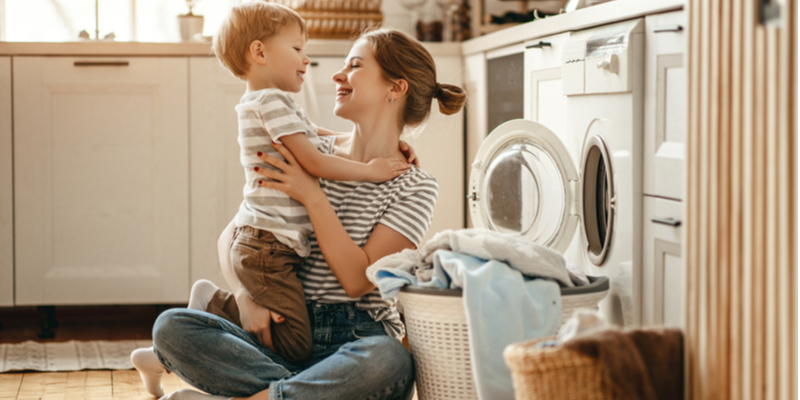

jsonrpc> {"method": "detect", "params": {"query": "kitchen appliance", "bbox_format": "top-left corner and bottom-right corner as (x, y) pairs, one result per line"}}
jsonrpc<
(468, 18), (645, 326)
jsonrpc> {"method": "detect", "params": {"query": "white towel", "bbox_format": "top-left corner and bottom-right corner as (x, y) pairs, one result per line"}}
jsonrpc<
(367, 228), (574, 289)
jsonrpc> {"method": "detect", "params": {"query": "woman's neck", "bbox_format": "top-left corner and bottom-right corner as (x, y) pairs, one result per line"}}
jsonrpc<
(347, 114), (404, 163)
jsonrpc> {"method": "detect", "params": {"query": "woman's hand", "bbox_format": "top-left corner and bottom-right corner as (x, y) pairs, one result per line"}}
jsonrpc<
(255, 143), (325, 205)
(399, 140), (420, 167)
(234, 289), (285, 353)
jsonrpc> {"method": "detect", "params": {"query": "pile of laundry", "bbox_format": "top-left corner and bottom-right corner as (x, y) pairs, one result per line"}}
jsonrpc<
(366, 228), (592, 400)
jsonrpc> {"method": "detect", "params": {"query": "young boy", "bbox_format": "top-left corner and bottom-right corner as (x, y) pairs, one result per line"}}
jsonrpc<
(130, 2), (410, 397)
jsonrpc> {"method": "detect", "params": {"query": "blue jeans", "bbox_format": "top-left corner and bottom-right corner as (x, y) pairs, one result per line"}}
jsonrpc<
(152, 302), (415, 400)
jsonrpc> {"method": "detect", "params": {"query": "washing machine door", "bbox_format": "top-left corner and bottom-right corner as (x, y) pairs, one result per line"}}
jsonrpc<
(468, 119), (579, 253)
(579, 119), (616, 266)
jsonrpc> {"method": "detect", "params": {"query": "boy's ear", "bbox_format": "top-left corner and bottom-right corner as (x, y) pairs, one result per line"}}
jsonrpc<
(249, 40), (268, 66)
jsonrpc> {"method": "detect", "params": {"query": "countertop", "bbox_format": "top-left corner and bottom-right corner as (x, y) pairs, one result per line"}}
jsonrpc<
(0, 39), (462, 57)
(0, 0), (683, 58)
(461, 0), (684, 55)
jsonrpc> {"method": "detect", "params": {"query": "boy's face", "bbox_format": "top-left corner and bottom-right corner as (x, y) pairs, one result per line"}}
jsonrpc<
(261, 22), (309, 93)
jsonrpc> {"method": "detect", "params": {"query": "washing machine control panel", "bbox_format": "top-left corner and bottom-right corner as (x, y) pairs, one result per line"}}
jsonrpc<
(562, 18), (644, 95)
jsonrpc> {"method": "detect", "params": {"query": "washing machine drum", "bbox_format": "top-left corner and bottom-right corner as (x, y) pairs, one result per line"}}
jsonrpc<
(468, 118), (615, 266)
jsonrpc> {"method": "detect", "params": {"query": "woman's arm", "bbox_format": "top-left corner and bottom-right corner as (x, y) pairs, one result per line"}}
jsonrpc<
(255, 143), (415, 297)
(217, 219), (281, 351)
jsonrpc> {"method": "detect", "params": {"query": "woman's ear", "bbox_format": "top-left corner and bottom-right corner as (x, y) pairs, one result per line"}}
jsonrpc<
(389, 79), (409, 99)
(249, 40), (268, 66)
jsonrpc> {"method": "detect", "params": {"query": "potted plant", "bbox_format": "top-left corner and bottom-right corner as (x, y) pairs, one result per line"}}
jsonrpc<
(178, 0), (204, 41)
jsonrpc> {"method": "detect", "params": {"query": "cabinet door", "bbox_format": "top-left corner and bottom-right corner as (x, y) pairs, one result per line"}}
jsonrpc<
(13, 57), (190, 305)
(0, 57), (12, 306)
(523, 33), (570, 151)
(642, 196), (684, 328)
(189, 57), (245, 290)
(644, 11), (687, 200)
(464, 52), (486, 228)
(403, 55), (465, 243)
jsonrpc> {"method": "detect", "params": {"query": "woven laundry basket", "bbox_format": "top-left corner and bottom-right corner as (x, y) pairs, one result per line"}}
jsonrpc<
(502, 337), (617, 400)
(268, 0), (383, 39)
(397, 276), (609, 400)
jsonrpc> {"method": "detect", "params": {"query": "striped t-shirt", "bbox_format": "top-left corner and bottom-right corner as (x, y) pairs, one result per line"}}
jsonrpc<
(234, 89), (323, 257)
(299, 139), (439, 339)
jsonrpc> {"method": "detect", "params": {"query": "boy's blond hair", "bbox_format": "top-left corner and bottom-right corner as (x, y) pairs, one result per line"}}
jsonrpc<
(213, 1), (307, 80)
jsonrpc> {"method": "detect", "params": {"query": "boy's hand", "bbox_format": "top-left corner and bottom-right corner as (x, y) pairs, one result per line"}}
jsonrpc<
(367, 157), (410, 183)
(399, 140), (420, 167)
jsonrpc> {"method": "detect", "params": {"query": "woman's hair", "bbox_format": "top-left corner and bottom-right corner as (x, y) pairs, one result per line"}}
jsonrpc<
(213, 2), (307, 80)
(358, 29), (467, 128)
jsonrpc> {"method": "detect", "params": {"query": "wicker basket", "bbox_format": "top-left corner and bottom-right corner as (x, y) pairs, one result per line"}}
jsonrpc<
(397, 276), (609, 400)
(270, 0), (383, 39)
(502, 337), (618, 400)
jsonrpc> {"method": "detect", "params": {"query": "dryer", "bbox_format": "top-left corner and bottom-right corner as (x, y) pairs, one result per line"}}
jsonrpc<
(468, 18), (645, 327)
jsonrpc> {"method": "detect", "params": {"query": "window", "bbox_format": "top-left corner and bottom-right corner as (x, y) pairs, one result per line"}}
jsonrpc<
(1, 0), (240, 42)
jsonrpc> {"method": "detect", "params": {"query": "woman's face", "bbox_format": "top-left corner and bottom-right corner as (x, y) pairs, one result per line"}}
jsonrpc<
(331, 39), (394, 121)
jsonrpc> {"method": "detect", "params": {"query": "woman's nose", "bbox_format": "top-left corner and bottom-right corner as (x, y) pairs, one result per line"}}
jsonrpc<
(332, 68), (346, 83)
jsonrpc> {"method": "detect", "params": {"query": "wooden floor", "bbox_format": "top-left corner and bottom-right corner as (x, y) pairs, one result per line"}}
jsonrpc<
(0, 305), (191, 400)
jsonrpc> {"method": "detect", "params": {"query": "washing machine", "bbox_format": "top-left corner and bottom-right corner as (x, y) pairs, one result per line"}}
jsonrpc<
(468, 18), (645, 327)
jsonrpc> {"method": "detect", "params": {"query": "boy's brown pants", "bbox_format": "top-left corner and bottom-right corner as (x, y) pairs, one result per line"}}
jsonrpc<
(205, 225), (312, 363)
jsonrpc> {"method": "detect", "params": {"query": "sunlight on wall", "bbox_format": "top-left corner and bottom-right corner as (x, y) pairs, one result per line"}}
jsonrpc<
(2, 0), (238, 42)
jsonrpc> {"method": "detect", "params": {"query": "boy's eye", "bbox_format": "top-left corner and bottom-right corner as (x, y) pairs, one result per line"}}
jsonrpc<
(350, 64), (360, 69)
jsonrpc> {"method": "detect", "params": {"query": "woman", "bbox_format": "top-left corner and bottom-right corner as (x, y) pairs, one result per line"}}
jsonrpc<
(152, 28), (466, 400)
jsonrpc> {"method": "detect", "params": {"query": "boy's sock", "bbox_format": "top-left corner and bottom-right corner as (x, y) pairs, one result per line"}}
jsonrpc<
(161, 388), (233, 400)
(130, 347), (166, 398)
(188, 279), (220, 311)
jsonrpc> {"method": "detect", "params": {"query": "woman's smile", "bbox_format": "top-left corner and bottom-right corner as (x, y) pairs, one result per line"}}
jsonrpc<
(335, 87), (352, 101)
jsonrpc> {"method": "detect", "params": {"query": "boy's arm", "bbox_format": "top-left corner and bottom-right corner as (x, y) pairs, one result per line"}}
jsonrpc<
(315, 127), (345, 136)
(279, 133), (409, 182)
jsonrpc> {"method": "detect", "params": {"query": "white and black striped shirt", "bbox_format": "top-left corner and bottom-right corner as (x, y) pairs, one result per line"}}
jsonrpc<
(298, 138), (439, 338)
(234, 89), (323, 257)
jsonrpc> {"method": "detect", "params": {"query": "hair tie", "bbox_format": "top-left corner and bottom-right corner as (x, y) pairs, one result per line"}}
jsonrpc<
(435, 83), (444, 98)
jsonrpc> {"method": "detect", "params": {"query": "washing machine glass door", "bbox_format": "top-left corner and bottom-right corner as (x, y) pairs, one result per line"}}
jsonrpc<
(469, 119), (579, 252)
(579, 120), (615, 266)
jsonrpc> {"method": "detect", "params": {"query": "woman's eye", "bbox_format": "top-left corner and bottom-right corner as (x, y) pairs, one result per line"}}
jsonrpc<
(350, 64), (360, 69)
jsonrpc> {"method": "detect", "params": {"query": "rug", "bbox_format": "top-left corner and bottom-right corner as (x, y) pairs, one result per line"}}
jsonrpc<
(0, 340), (152, 372)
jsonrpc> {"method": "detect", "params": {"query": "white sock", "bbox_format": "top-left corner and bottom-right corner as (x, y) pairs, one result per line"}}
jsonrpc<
(188, 279), (220, 311)
(161, 388), (233, 400)
(131, 347), (166, 398)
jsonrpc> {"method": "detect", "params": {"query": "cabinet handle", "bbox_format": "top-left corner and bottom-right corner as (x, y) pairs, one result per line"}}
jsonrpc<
(525, 41), (552, 49)
(653, 25), (683, 33)
(310, 61), (319, 67)
(74, 61), (130, 67)
(652, 217), (681, 227)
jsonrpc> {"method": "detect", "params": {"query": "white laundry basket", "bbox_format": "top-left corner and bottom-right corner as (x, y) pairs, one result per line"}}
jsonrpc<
(397, 276), (610, 400)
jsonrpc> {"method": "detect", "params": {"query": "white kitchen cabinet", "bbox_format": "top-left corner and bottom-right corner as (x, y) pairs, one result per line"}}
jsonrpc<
(642, 196), (684, 328)
(403, 55), (465, 243)
(13, 57), (190, 305)
(0, 57), (12, 306)
(464, 52), (486, 228)
(644, 10), (687, 200)
(523, 32), (570, 149)
(188, 57), (245, 290)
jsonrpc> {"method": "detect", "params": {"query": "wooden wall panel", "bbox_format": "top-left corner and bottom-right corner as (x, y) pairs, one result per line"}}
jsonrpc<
(685, 0), (796, 399)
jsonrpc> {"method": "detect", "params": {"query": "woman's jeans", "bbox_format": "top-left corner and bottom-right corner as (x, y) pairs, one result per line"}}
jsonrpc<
(152, 302), (415, 400)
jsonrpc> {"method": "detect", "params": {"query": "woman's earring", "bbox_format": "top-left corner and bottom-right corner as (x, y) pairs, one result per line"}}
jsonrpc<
(386, 96), (394, 104)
